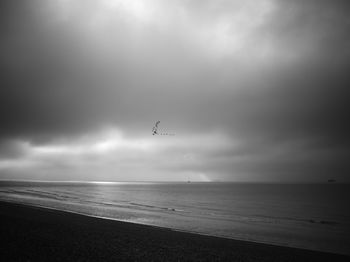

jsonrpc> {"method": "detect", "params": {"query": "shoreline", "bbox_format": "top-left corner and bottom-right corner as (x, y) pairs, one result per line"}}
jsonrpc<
(1, 197), (348, 256)
(0, 198), (317, 253)
(1, 200), (349, 261)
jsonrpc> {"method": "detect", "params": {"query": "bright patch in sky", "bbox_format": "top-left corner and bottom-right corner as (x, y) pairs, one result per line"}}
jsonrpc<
(31, 129), (156, 156)
(0, 128), (230, 181)
(102, 0), (154, 22)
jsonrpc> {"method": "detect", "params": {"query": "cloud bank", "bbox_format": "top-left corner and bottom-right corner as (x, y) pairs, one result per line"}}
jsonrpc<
(1, 0), (349, 182)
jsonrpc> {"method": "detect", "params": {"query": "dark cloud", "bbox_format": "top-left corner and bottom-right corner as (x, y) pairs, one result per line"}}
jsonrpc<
(0, 0), (349, 181)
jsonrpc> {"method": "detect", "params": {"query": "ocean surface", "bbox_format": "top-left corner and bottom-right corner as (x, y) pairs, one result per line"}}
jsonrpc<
(0, 181), (349, 255)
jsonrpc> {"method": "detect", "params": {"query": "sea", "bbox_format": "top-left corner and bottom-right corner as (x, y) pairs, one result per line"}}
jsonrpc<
(0, 181), (349, 255)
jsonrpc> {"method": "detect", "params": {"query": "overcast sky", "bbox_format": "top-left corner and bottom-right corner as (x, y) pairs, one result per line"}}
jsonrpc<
(0, 0), (349, 182)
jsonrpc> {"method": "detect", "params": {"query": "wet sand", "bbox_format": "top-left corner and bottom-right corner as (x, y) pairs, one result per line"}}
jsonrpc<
(0, 201), (348, 261)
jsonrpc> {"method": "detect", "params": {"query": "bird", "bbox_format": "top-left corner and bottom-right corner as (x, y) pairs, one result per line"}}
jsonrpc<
(151, 121), (175, 136)
(152, 121), (160, 135)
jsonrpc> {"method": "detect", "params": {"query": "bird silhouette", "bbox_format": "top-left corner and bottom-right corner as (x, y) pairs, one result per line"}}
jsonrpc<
(151, 121), (175, 136)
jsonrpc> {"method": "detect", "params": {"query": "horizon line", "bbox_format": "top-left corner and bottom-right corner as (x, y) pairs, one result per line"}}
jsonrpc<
(0, 179), (348, 184)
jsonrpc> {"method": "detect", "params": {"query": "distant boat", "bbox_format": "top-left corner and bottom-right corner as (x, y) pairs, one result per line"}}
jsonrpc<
(328, 179), (336, 183)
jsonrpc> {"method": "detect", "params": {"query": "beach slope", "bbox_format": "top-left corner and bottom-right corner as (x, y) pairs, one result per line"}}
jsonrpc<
(0, 201), (348, 261)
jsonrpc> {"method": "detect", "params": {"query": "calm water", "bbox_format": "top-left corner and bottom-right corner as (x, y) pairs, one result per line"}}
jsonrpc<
(0, 181), (349, 255)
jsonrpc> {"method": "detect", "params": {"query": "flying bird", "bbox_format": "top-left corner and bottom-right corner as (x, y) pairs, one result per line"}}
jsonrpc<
(152, 121), (160, 135)
(152, 121), (175, 136)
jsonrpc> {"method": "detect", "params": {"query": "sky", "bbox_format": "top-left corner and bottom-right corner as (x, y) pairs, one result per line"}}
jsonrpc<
(0, 0), (349, 182)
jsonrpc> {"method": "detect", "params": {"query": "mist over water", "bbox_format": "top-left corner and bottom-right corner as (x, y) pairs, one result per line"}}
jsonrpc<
(1, 181), (349, 255)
